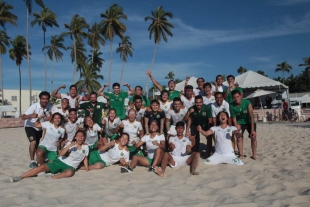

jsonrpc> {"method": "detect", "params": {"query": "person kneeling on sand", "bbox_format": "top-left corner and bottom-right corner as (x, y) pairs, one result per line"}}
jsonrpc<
(155, 121), (200, 177)
(10, 130), (89, 182)
(80, 133), (130, 171)
(121, 120), (165, 173)
(197, 111), (244, 166)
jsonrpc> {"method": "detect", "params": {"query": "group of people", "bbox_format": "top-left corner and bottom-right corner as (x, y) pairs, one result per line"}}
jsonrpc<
(10, 71), (257, 182)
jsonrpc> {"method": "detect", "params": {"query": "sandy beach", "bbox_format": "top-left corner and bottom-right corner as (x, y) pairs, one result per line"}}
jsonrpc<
(0, 123), (310, 207)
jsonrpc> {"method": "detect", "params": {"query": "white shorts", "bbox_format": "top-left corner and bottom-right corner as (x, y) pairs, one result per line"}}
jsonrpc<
(169, 154), (190, 168)
(203, 153), (244, 166)
(168, 125), (186, 136)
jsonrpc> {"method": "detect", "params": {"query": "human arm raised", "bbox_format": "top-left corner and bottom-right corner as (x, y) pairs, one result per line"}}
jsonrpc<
(146, 70), (162, 91)
(51, 84), (66, 99)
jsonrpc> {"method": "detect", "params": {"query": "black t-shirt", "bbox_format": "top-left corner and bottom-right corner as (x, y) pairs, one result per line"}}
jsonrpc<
(144, 108), (166, 131)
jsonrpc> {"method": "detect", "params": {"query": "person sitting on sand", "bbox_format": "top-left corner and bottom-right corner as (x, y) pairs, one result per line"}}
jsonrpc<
(84, 116), (103, 152)
(155, 121), (200, 177)
(80, 133), (130, 171)
(165, 97), (187, 137)
(102, 108), (122, 141)
(197, 111), (244, 165)
(10, 130), (89, 182)
(121, 120), (165, 173)
(34, 112), (65, 166)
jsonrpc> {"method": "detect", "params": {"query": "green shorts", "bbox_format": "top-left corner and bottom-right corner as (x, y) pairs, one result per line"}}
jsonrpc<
(88, 141), (98, 152)
(88, 150), (107, 166)
(107, 134), (118, 140)
(146, 157), (153, 165)
(46, 159), (75, 174)
(37, 145), (58, 161)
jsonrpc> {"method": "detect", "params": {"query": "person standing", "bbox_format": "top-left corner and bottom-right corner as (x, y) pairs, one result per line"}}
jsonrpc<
(212, 75), (228, 93)
(21, 91), (53, 168)
(265, 95), (272, 109)
(224, 75), (243, 104)
(128, 86), (150, 107)
(282, 99), (289, 121)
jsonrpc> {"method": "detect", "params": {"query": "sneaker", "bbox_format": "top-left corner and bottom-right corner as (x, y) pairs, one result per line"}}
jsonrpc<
(120, 166), (133, 173)
(10, 176), (21, 183)
(148, 166), (155, 172)
(29, 162), (38, 168)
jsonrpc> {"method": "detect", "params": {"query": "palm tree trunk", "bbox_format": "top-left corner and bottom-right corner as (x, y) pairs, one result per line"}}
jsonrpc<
(145, 43), (158, 97)
(19, 65), (21, 115)
(108, 39), (113, 91)
(51, 56), (54, 92)
(26, 8), (32, 106)
(43, 31), (47, 91)
(0, 54), (3, 104)
(282, 71), (284, 84)
(119, 61), (125, 85)
(73, 36), (77, 83)
(92, 40), (94, 65)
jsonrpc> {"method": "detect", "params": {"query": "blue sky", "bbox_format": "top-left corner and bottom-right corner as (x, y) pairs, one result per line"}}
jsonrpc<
(2, 0), (310, 92)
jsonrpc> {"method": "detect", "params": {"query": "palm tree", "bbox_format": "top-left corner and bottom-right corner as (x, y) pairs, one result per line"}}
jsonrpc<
(0, 30), (10, 102)
(9, 35), (30, 115)
(100, 4), (127, 90)
(43, 35), (66, 92)
(61, 14), (89, 82)
(116, 35), (133, 85)
(237, 66), (247, 74)
(88, 49), (104, 69)
(257, 70), (268, 77)
(299, 57), (310, 71)
(145, 6), (174, 94)
(87, 22), (105, 64)
(275, 61), (292, 83)
(24, 0), (44, 106)
(0, 1), (18, 30)
(165, 71), (175, 80)
(31, 6), (59, 91)
(67, 40), (87, 75)
(75, 63), (103, 93)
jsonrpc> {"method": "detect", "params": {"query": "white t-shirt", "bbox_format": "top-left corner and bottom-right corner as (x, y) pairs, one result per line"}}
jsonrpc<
(103, 117), (121, 137)
(60, 94), (83, 109)
(64, 118), (84, 141)
(159, 100), (172, 115)
(39, 121), (65, 151)
(211, 100), (231, 117)
(169, 136), (191, 157)
(141, 134), (165, 159)
(60, 142), (89, 169)
(122, 120), (143, 146)
(193, 88), (205, 96)
(126, 105), (146, 122)
(212, 85), (228, 93)
(166, 107), (188, 125)
(211, 126), (236, 156)
(203, 95), (215, 106)
(99, 143), (129, 166)
(24, 102), (53, 131)
(180, 95), (195, 109)
(85, 123), (102, 145)
(51, 105), (69, 120)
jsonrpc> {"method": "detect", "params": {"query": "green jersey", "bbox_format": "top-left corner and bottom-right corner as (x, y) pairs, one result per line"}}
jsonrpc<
(104, 92), (128, 120)
(188, 104), (212, 130)
(224, 87), (243, 104)
(129, 95), (150, 107)
(162, 89), (180, 101)
(230, 99), (251, 124)
(80, 102), (106, 128)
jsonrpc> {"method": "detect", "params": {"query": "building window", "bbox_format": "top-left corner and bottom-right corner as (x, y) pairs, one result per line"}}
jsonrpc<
(11, 96), (17, 101)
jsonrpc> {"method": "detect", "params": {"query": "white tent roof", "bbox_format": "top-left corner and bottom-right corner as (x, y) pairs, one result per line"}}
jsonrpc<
(173, 77), (198, 92)
(224, 70), (287, 89)
(0, 105), (16, 112)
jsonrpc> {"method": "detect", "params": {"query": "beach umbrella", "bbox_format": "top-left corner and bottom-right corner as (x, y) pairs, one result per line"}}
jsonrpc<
(245, 89), (276, 121)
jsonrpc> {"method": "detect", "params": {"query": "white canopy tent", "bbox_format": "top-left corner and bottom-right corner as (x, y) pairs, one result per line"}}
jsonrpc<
(0, 105), (17, 118)
(173, 77), (198, 92)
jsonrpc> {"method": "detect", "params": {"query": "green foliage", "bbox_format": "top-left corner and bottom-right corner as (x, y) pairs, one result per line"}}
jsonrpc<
(50, 97), (60, 105)
(75, 63), (103, 93)
(0, 1), (18, 30)
(257, 70), (268, 77)
(237, 66), (247, 74)
(275, 61), (292, 83)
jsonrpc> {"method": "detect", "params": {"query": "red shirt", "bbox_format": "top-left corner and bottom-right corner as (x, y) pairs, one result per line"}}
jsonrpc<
(283, 102), (288, 110)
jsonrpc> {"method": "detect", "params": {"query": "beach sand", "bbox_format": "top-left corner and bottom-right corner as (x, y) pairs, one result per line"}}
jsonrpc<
(0, 123), (310, 207)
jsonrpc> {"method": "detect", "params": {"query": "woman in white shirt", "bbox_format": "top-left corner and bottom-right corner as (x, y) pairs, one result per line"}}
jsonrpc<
(121, 120), (165, 173)
(10, 130), (89, 182)
(34, 112), (65, 166)
(102, 108), (121, 141)
(80, 133), (130, 170)
(159, 90), (172, 115)
(84, 116), (103, 152)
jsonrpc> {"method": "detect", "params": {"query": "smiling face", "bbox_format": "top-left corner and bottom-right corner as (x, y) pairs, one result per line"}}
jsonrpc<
(69, 86), (77, 97)
(128, 109), (136, 121)
(85, 116), (94, 127)
(168, 81), (175, 91)
(215, 93), (224, 106)
(185, 88), (193, 99)
(69, 110), (77, 122)
(233, 92), (242, 104)
(218, 111), (228, 124)
(40, 95), (49, 108)
(53, 114), (62, 126)
(216, 76), (223, 85)
(176, 125), (185, 136)
(195, 98), (203, 110)
(151, 102), (159, 112)
(161, 92), (169, 102)
(113, 86), (120, 95)
(90, 94), (97, 104)
(135, 98), (142, 109)
(197, 78), (205, 89)
(204, 85), (211, 95)
(61, 99), (69, 109)
(108, 109), (116, 120)
(75, 131), (86, 145)
(119, 134), (129, 146)
(135, 87), (143, 96)
(149, 121), (159, 133)
(174, 100), (182, 111)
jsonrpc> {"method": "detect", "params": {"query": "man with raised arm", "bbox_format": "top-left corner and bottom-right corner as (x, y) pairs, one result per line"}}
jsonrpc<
(223, 75), (243, 104)
(51, 84), (89, 108)
(21, 91), (53, 168)
(212, 75), (228, 93)
(146, 70), (180, 101)
(128, 86), (150, 107)
(97, 82), (133, 120)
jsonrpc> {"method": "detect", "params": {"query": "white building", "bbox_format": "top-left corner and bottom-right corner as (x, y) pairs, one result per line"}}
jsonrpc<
(0, 89), (42, 115)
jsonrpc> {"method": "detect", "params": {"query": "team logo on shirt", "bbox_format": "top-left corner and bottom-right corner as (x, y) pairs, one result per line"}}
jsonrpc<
(94, 130), (97, 133)
(120, 152), (124, 156)
(243, 110), (248, 114)
(202, 112), (206, 116)
(114, 123), (117, 126)
(156, 114), (160, 118)
(58, 131), (60, 134)
(182, 139), (186, 142)
(97, 105), (100, 109)
(119, 98), (122, 101)
(82, 150), (85, 153)
(165, 106), (168, 109)
(192, 103), (195, 105)
(134, 125), (137, 128)
(139, 113), (142, 115)
(111, 99), (114, 101)
(227, 129), (231, 132)
(222, 108), (226, 112)
(76, 123), (79, 126)
(180, 114), (184, 117)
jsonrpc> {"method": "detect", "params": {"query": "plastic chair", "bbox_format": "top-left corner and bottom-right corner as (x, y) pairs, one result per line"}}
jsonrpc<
(295, 109), (306, 122)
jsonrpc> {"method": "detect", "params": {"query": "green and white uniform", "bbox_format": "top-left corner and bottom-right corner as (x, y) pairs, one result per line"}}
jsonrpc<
(129, 95), (150, 107)
(103, 116), (121, 140)
(99, 143), (129, 166)
(51, 106), (69, 121)
(64, 118), (84, 141)
(166, 106), (187, 136)
(180, 95), (195, 109)
(85, 123), (102, 150)
(166, 90), (180, 101)
(122, 120), (143, 152)
(159, 100), (172, 115)
(104, 92), (128, 120)
(141, 134), (165, 164)
(229, 99), (251, 125)
(126, 104), (146, 122)
(80, 101), (106, 127)
(39, 121), (65, 161)
(169, 136), (191, 167)
(211, 100), (231, 118)
(224, 87), (243, 104)
(203, 95), (215, 106)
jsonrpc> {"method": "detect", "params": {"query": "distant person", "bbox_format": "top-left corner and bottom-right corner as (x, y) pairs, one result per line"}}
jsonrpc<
(265, 95), (272, 109)
(282, 99), (289, 121)
(158, 90), (172, 116)
(224, 75), (243, 103)
(202, 82), (215, 106)
(212, 75), (228, 93)
(51, 84), (88, 108)
(126, 95), (146, 124)
(185, 76), (205, 96)
(146, 70), (180, 100)
(180, 85), (195, 109)
(21, 91), (53, 168)
(128, 86), (150, 107)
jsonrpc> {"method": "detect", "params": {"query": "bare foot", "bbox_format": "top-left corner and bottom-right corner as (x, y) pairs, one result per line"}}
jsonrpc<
(191, 172), (199, 175)
(155, 167), (164, 177)
(239, 155), (244, 160)
(250, 156), (258, 160)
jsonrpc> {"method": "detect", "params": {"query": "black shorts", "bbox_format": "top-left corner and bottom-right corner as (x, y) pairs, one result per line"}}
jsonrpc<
(190, 127), (201, 152)
(240, 123), (256, 138)
(283, 110), (288, 114)
(25, 127), (42, 143)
